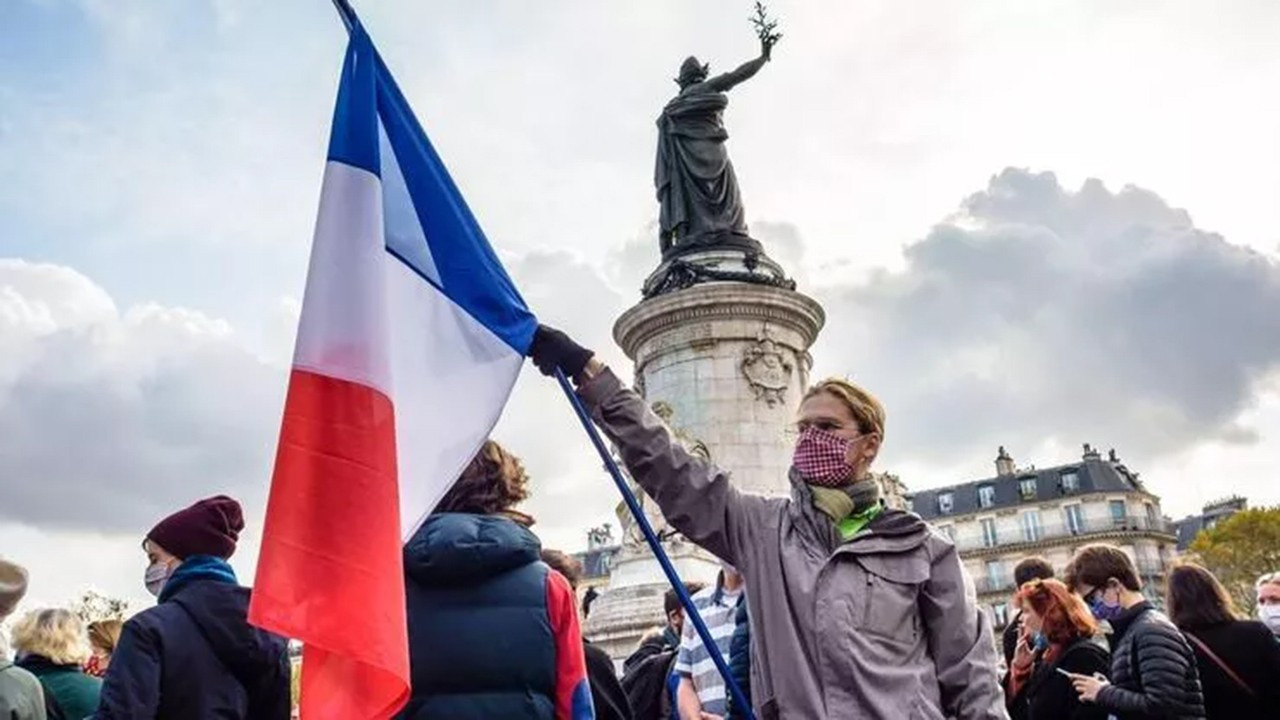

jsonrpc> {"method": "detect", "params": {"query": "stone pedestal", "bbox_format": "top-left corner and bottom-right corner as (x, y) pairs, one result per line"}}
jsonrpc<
(583, 274), (825, 664)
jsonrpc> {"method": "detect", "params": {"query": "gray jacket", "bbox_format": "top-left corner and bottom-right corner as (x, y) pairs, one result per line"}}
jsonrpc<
(580, 369), (1008, 720)
(0, 659), (46, 720)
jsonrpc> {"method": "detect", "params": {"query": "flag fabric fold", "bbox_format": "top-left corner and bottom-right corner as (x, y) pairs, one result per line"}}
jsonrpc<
(250, 20), (536, 720)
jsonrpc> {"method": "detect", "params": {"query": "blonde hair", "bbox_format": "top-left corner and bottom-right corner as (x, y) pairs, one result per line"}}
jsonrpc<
(11, 608), (90, 665)
(804, 378), (886, 438)
(88, 619), (124, 655)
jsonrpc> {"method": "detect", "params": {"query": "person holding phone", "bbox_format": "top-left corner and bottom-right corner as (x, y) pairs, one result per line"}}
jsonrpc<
(1063, 544), (1204, 720)
(1004, 578), (1110, 720)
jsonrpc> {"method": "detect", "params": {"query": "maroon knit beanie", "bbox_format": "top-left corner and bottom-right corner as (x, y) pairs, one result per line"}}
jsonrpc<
(147, 495), (245, 560)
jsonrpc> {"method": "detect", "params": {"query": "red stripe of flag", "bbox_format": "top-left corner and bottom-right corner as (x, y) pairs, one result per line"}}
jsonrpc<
(250, 370), (409, 719)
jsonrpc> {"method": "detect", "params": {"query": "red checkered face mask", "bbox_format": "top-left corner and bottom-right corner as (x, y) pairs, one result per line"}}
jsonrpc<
(792, 426), (856, 486)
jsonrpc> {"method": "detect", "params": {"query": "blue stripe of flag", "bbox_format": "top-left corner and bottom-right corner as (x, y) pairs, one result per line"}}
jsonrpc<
(326, 23), (537, 354)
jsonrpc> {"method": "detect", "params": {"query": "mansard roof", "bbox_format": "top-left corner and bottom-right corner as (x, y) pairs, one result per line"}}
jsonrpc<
(909, 457), (1147, 521)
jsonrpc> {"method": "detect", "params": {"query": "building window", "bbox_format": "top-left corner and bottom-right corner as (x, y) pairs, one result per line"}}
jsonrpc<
(1110, 500), (1127, 526)
(978, 484), (996, 508)
(937, 524), (956, 541)
(1022, 511), (1043, 542)
(1019, 477), (1038, 500)
(1065, 504), (1084, 535)
(986, 559), (1005, 588)
(937, 492), (954, 514)
(1060, 471), (1080, 493)
(1144, 502), (1159, 528)
(992, 602), (1009, 627)
(981, 518), (999, 548)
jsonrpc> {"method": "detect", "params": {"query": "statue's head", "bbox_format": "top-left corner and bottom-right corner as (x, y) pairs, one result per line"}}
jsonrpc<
(676, 56), (709, 87)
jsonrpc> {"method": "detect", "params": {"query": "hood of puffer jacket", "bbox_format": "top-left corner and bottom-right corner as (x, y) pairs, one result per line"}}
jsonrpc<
(404, 512), (542, 586)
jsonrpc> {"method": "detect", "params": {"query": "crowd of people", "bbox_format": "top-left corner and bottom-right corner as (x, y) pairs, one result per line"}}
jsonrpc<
(1, 496), (292, 719)
(2, 323), (1280, 719)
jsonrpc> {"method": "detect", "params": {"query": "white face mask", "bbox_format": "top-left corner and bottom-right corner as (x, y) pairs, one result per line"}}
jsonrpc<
(1258, 604), (1280, 634)
(144, 561), (172, 598)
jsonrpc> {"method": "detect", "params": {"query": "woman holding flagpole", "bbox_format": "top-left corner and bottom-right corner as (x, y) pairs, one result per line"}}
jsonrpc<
(530, 326), (1007, 720)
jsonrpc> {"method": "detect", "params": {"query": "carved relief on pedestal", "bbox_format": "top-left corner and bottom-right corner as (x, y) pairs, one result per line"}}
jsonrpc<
(741, 329), (793, 407)
(651, 401), (711, 461)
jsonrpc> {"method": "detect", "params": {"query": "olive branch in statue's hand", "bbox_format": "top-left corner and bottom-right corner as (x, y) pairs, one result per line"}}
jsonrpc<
(750, 1), (782, 59)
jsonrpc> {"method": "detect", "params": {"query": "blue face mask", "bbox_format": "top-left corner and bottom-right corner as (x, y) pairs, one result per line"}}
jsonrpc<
(1031, 631), (1049, 651)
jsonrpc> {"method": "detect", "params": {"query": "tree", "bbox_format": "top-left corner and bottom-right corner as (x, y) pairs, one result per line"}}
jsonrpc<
(1188, 507), (1280, 613)
(71, 589), (131, 624)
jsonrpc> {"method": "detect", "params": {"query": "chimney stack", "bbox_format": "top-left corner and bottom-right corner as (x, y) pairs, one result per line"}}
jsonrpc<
(995, 446), (1016, 476)
(1082, 443), (1101, 461)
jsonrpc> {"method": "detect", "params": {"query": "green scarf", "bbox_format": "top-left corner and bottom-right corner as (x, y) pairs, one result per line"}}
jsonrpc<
(810, 477), (884, 540)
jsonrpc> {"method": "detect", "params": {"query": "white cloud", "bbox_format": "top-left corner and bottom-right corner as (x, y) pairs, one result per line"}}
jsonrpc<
(0, 259), (282, 535)
(807, 169), (1280, 516)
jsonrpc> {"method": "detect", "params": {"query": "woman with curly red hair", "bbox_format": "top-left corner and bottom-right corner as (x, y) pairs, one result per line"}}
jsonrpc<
(1005, 578), (1111, 720)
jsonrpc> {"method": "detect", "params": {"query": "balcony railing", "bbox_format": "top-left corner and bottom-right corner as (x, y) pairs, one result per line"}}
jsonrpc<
(974, 575), (1017, 594)
(950, 515), (1174, 552)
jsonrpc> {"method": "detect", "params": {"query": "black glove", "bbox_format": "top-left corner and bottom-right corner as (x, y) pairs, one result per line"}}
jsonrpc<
(529, 324), (593, 379)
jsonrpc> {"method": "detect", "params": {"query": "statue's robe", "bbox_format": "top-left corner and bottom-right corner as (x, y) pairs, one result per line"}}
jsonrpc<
(655, 89), (749, 252)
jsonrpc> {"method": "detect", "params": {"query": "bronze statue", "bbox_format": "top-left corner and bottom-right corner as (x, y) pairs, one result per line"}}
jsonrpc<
(655, 4), (781, 257)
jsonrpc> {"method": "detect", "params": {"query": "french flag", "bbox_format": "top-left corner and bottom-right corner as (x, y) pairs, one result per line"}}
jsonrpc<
(249, 20), (535, 720)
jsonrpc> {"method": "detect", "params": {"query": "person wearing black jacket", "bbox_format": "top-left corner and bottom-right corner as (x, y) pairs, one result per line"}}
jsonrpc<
(1064, 544), (1204, 720)
(1004, 578), (1110, 720)
(1003, 557), (1056, 669)
(622, 584), (705, 676)
(94, 496), (290, 719)
(1165, 563), (1280, 720)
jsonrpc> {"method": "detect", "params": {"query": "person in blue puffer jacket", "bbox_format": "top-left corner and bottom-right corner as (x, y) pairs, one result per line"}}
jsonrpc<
(397, 439), (594, 720)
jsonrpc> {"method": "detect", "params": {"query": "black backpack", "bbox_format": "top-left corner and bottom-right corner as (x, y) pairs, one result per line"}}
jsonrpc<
(620, 648), (677, 720)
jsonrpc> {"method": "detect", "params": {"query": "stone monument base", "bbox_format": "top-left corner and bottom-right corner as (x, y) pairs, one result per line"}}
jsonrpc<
(582, 539), (720, 666)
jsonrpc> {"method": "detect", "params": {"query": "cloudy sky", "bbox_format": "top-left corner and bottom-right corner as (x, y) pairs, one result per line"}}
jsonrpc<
(2, 0), (1278, 613)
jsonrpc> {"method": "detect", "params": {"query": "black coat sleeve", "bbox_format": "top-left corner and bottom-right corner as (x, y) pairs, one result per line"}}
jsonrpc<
(1245, 622), (1280, 708)
(92, 620), (161, 720)
(245, 649), (292, 719)
(1096, 623), (1199, 717)
(584, 642), (633, 720)
(1002, 613), (1022, 668)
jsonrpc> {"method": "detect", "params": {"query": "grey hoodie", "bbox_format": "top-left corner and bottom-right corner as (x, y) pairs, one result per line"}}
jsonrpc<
(580, 369), (1008, 720)
(0, 659), (46, 720)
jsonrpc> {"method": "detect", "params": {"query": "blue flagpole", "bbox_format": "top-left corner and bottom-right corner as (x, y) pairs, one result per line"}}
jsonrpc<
(329, 0), (357, 31)
(554, 369), (756, 720)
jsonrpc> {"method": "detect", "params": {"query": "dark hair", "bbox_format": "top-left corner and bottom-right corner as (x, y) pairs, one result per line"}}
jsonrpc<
(1064, 544), (1141, 592)
(540, 549), (583, 591)
(1166, 563), (1239, 629)
(1014, 557), (1055, 588)
(1017, 578), (1098, 646)
(436, 440), (530, 516)
(664, 582), (707, 617)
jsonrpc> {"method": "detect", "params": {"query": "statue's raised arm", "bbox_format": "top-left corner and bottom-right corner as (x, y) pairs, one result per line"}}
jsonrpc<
(704, 41), (772, 93)
(654, 3), (783, 256)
